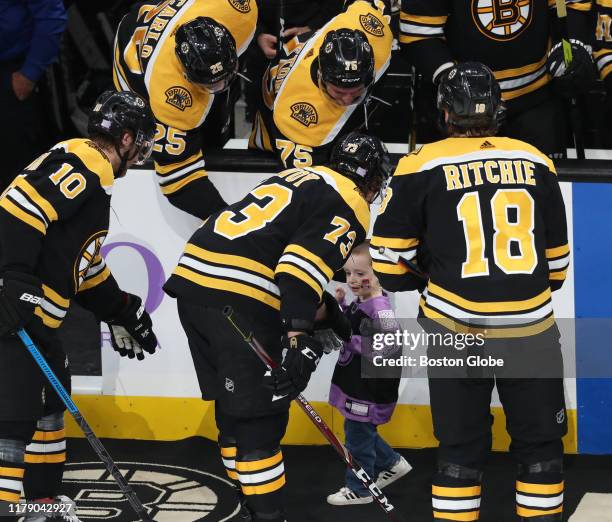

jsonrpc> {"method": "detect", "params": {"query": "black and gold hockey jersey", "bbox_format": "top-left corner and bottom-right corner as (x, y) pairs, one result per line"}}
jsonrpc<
(249, 0), (392, 168)
(0, 139), (124, 329)
(371, 136), (569, 337)
(113, 0), (257, 218)
(592, 0), (612, 83)
(164, 166), (370, 325)
(400, 0), (591, 113)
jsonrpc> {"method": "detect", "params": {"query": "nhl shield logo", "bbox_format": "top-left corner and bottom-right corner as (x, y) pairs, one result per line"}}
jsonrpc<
(290, 102), (318, 127)
(359, 13), (385, 37)
(228, 0), (251, 13)
(165, 86), (193, 111)
(471, 0), (532, 42)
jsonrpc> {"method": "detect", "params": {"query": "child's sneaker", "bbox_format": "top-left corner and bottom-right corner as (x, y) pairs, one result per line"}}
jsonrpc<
(327, 487), (373, 506)
(375, 455), (412, 489)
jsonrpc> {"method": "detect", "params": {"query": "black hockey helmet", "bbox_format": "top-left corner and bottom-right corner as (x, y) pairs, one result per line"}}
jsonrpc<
(330, 132), (392, 202)
(437, 62), (504, 131)
(175, 17), (238, 93)
(318, 28), (375, 106)
(88, 90), (156, 165)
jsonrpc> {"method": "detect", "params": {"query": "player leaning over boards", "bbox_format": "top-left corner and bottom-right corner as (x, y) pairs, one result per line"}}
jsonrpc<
(249, 0), (392, 168)
(164, 132), (392, 522)
(113, 0), (257, 219)
(371, 63), (570, 521)
(0, 91), (159, 521)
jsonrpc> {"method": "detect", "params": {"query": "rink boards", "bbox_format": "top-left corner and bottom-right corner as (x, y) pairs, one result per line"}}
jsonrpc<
(66, 151), (612, 455)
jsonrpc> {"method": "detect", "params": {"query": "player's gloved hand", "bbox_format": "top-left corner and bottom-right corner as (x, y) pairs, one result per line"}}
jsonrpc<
(314, 291), (351, 353)
(264, 334), (323, 399)
(0, 271), (43, 336)
(106, 293), (157, 361)
(547, 39), (596, 97)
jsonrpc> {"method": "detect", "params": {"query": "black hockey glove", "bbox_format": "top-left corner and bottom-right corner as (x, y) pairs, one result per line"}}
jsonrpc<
(547, 39), (597, 97)
(314, 291), (352, 353)
(0, 271), (43, 336)
(263, 334), (323, 399)
(106, 293), (157, 361)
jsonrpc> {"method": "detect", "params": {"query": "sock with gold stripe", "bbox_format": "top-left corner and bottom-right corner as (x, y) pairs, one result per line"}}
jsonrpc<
(236, 448), (286, 522)
(0, 439), (25, 507)
(432, 465), (482, 522)
(23, 413), (66, 500)
(516, 475), (563, 520)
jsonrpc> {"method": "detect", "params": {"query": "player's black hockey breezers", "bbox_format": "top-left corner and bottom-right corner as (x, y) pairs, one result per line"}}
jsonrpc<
(223, 306), (408, 522)
(17, 328), (153, 522)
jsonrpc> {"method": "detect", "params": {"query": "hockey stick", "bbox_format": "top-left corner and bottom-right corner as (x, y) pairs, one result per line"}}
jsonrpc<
(554, 0), (586, 159)
(16, 329), (153, 522)
(375, 246), (428, 280)
(222, 307), (407, 522)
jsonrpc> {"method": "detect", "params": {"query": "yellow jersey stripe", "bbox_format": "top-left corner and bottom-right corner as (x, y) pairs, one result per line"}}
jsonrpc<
(432, 510), (480, 521)
(155, 151), (203, 175)
(42, 285), (70, 308)
(220, 446), (237, 458)
(241, 475), (286, 496)
(276, 263), (323, 297)
(370, 236), (419, 250)
(432, 485), (481, 498)
(400, 13), (447, 25)
(14, 177), (58, 222)
(32, 429), (65, 442)
(428, 282), (551, 313)
(236, 452), (283, 472)
(284, 244), (333, 280)
(0, 467), (24, 479)
(399, 35), (432, 43)
(549, 268), (568, 281)
(494, 55), (547, 80)
(0, 198), (46, 234)
(372, 260), (409, 275)
(516, 481), (564, 495)
(502, 73), (550, 101)
(546, 244), (570, 258)
(516, 506), (563, 517)
(160, 170), (207, 195)
(79, 266), (112, 292)
(185, 244), (276, 280)
(174, 266), (281, 310)
(227, 470), (238, 480)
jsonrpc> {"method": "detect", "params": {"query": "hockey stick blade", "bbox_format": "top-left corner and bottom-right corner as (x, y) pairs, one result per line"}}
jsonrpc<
(222, 307), (407, 522)
(17, 329), (153, 522)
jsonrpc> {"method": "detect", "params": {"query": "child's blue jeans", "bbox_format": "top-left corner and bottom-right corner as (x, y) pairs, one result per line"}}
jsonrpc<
(344, 418), (400, 496)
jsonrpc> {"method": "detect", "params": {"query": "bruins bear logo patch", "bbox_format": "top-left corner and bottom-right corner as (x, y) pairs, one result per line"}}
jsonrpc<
(165, 86), (193, 111)
(359, 13), (385, 37)
(228, 0), (251, 13)
(290, 102), (318, 127)
(471, 0), (532, 42)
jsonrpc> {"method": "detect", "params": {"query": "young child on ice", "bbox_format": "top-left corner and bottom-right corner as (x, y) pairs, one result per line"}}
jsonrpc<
(327, 242), (411, 506)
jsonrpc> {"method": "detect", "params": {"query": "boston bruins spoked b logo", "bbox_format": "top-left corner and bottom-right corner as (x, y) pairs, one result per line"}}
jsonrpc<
(228, 0), (251, 13)
(63, 462), (239, 521)
(471, 0), (532, 41)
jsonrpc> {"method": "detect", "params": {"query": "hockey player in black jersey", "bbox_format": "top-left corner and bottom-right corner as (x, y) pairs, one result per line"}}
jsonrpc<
(113, 0), (257, 219)
(372, 63), (569, 521)
(0, 90), (159, 520)
(164, 132), (392, 522)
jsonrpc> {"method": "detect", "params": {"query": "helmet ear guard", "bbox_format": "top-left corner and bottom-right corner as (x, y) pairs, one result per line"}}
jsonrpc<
(175, 17), (238, 93)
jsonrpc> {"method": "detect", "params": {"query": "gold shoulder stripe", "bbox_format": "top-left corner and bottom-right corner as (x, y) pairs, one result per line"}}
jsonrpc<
(14, 178), (58, 222)
(0, 198), (46, 234)
(306, 167), (370, 233)
(185, 244), (275, 279)
(284, 244), (333, 280)
(63, 139), (114, 188)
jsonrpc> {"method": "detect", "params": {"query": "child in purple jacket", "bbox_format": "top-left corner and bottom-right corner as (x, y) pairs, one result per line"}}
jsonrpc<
(327, 242), (411, 506)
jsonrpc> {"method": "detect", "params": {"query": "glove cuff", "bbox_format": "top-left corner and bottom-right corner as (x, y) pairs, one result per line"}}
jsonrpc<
(281, 317), (314, 335)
